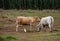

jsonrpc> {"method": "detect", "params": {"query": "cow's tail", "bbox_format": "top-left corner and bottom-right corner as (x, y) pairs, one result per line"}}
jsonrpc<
(49, 16), (54, 32)
(50, 16), (54, 25)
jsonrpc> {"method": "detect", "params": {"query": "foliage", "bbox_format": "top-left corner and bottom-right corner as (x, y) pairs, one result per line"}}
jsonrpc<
(0, 0), (60, 10)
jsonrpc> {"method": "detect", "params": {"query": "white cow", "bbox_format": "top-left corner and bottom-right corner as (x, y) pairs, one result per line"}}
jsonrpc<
(37, 16), (54, 32)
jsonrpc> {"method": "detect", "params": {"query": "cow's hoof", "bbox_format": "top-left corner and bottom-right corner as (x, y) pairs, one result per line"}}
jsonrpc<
(24, 28), (26, 32)
(50, 31), (52, 32)
(37, 30), (40, 32)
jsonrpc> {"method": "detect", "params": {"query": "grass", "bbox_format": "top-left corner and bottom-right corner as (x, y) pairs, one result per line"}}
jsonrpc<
(49, 33), (60, 36)
(5, 36), (17, 41)
(0, 9), (60, 41)
(0, 36), (17, 41)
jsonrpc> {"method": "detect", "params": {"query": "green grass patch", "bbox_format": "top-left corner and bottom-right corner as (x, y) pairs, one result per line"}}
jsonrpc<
(5, 36), (17, 41)
(49, 33), (60, 36)
(0, 36), (17, 41)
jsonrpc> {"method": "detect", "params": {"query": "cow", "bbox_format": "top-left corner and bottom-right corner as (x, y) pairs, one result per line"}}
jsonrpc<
(16, 16), (40, 32)
(37, 16), (54, 32)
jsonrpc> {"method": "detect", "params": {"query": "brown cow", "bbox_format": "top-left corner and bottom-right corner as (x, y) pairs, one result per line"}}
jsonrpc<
(16, 16), (40, 32)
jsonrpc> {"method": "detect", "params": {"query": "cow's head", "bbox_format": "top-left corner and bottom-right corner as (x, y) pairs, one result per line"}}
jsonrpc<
(34, 16), (41, 22)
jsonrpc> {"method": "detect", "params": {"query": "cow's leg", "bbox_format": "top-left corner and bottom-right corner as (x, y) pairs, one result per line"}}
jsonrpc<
(41, 25), (46, 31)
(16, 24), (19, 32)
(37, 24), (41, 32)
(43, 25), (46, 32)
(30, 22), (32, 31)
(41, 25), (44, 30)
(48, 24), (52, 32)
(37, 27), (41, 32)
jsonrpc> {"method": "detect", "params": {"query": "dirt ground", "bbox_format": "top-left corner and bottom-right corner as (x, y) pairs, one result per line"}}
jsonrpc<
(0, 17), (60, 41)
